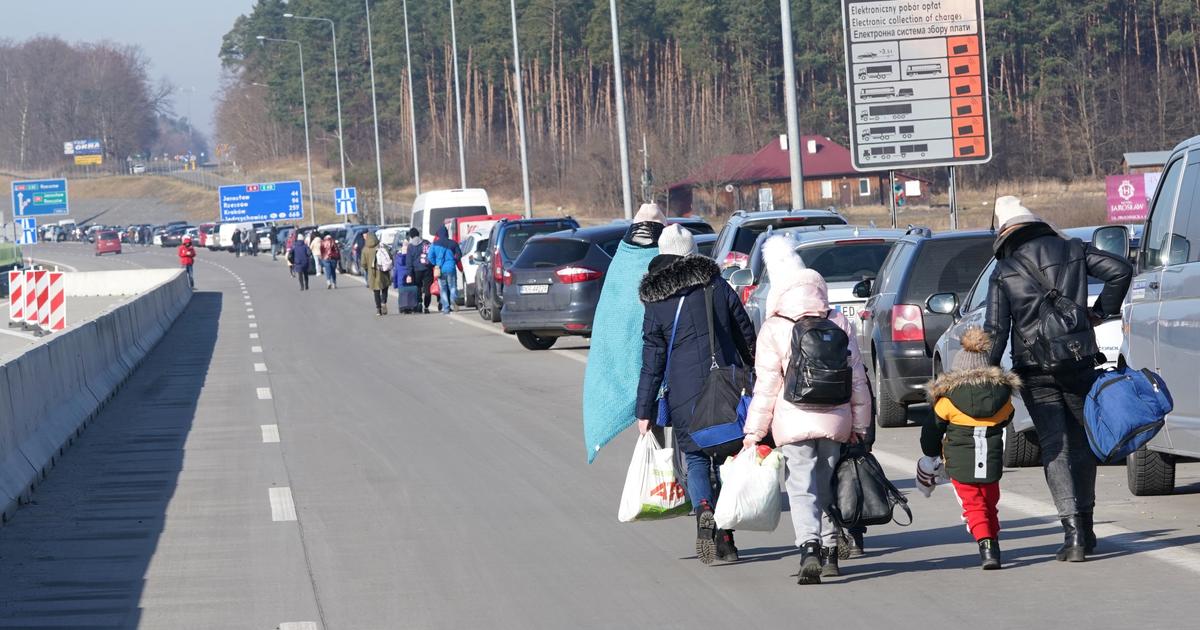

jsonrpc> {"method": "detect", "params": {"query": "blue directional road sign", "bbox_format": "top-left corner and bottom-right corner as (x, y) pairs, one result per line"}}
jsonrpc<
(11, 179), (69, 217)
(334, 187), (358, 216)
(15, 218), (37, 245)
(218, 181), (304, 222)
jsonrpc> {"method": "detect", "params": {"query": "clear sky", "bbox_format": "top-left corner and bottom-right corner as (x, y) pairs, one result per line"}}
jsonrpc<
(0, 0), (258, 137)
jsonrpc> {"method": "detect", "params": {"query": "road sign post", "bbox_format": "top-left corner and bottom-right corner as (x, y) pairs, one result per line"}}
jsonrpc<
(218, 181), (304, 223)
(334, 187), (358, 216)
(11, 179), (69, 217)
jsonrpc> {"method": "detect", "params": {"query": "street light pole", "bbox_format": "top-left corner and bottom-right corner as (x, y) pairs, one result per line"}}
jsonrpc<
(403, 0), (421, 196)
(779, 0), (806, 209)
(449, 0), (468, 188)
(509, 0), (532, 217)
(364, 0), (386, 225)
(284, 14), (346, 191)
(258, 36), (316, 215)
(609, 0), (633, 220)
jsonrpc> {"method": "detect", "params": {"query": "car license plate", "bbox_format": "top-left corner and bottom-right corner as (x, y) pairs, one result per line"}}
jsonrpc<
(834, 304), (856, 318)
(520, 284), (549, 295)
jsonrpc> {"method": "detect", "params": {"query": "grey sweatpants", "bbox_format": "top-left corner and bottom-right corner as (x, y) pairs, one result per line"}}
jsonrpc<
(782, 439), (842, 547)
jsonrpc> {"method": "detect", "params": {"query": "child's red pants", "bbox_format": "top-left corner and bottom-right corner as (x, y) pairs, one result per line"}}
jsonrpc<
(951, 479), (1000, 540)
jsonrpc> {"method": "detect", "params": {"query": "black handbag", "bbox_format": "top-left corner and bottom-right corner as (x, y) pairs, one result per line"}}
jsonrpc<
(690, 285), (758, 460)
(826, 445), (912, 529)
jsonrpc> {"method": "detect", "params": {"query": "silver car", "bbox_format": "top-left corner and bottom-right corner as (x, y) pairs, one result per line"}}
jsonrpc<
(729, 226), (905, 334)
(930, 225), (1141, 468)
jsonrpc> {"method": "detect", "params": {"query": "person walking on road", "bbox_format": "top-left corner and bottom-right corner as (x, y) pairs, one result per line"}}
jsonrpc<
(634, 225), (757, 566)
(406, 228), (434, 313)
(320, 234), (340, 289)
(741, 236), (871, 584)
(178, 235), (197, 288)
(289, 234), (313, 291)
(921, 327), (1021, 570)
(247, 227), (259, 257)
(362, 233), (391, 315)
(352, 229), (367, 276)
(231, 229), (243, 257)
(428, 225), (463, 314)
(308, 231), (323, 270)
(269, 225), (280, 261)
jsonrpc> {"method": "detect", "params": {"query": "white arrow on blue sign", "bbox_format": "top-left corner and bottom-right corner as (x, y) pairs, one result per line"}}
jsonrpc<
(334, 187), (357, 216)
(16, 217), (37, 245)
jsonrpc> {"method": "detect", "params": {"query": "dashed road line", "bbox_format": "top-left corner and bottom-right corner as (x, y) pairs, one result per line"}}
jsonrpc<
(268, 487), (297, 521)
(256, 387), (272, 400)
(254, 363), (268, 372)
(250, 333), (260, 339)
(250, 322), (258, 328)
(251, 345), (263, 353)
(261, 424), (280, 443)
(279, 622), (319, 630)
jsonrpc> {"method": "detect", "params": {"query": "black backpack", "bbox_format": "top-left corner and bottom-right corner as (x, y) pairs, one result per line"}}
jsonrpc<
(780, 313), (853, 405)
(1010, 243), (1099, 372)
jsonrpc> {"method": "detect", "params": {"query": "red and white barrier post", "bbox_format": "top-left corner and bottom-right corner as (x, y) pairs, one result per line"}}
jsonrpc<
(7, 270), (24, 327)
(35, 270), (50, 336)
(24, 270), (40, 329)
(45, 272), (65, 332)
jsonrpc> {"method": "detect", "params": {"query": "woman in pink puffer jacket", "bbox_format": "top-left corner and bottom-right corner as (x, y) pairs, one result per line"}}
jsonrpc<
(742, 236), (871, 585)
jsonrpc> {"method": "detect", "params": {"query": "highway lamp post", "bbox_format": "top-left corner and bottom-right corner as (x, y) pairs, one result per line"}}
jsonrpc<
(284, 13), (347, 192)
(257, 36), (316, 215)
(364, 0), (386, 225)
(509, 0), (532, 217)
(403, 0), (421, 196)
(608, 0), (633, 219)
(449, 0), (468, 188)
(779, 0), (806, 209)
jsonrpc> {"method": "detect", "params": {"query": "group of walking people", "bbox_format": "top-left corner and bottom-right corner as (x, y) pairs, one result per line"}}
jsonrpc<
(594, 197), (1131, 583)
(286, 230), (342, 291)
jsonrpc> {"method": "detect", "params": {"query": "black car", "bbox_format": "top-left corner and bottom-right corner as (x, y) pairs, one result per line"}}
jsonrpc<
(476, 217), (580, 322)
(338, 225), (375, 275)
(856, 228), (996, 427)
(501, 224), (627, 350)
(160, 225), (191, 247)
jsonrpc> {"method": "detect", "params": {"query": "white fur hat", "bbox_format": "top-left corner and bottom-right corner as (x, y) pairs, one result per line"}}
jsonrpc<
(633, 203), (666, 224)
(658, 224), (696, 257)
(994, 196), (1039, 231)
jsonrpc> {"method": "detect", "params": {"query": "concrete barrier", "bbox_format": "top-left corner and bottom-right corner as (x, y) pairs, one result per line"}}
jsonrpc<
(0, 269), (191, 523)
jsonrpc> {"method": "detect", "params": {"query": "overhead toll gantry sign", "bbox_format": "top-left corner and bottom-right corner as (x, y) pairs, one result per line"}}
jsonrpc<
(841, 0), (992, 171)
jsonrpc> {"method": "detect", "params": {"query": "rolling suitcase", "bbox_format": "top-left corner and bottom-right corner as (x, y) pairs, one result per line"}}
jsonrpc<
(397, 285), (420, 314)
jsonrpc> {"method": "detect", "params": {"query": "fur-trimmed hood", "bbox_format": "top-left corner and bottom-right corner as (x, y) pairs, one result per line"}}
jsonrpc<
(638, 255), (719, 303)
(926, 366), (1021, 402)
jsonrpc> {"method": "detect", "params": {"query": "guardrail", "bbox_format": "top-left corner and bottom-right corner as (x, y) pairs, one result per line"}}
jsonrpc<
(0, 269), (192, 522)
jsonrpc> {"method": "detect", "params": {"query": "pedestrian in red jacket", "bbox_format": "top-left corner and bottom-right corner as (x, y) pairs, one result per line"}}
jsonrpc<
(178, 236), (196, 288)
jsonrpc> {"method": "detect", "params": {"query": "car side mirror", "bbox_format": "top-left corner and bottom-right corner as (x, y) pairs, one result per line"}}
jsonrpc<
(728, 268), (754, 288)
(1092, 225), (1130, 260)
(852, 278), (873, 298)
(926, 292), (959, 316)
(476, 239), (489, 254)
(720, 266), (740, 281)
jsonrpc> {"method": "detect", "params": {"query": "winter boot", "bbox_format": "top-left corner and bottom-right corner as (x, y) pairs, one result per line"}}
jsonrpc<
(1080, 512), (1097, 553)
(382, 304), (388, 315)
(1055, 516), (1087, 562)
(820, 545), (840, 577)
(847, 529), (865, 558)
(797, 541), (822, 584)
(715, 530), (739, 563)
(695, 501), (717, 565)
(978, 538), (1001, 570)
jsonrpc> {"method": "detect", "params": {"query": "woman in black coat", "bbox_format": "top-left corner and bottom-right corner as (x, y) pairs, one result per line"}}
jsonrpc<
(634, 225), (756, 565)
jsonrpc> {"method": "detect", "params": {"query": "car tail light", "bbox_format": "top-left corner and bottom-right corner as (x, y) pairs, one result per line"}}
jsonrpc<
(565, 323), (588, 331)
(501, 269), (513, 286)
(740, 285), (757, 304)
(492, 247), (504, 281)
(891, 304), (924, 342)
(723, 251), (749, 268)
(556, 266), (603, 283)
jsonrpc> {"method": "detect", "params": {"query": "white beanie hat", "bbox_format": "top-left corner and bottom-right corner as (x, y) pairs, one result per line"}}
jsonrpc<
(633, 202), (666, 224)
(994, 196), (1039, 231)
(658, 224), (696, 257)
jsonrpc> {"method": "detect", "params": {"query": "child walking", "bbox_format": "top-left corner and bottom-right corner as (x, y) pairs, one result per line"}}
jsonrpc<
(921, 327), (1020, 570)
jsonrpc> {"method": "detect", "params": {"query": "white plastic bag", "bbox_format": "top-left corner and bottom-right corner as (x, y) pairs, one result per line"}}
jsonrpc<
(714, 448), (783, 532)
(617, 431), (691, 522)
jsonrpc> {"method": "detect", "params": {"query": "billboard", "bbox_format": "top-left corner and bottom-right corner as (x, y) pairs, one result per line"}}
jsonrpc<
(63, 139), (103, 156)
(1107, 174), (1157, 223)
(219, 181), (304, 222)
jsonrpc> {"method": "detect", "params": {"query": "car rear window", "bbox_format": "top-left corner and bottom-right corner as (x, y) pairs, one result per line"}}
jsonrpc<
(732, 216), (847, 254)
(903, 238), (994, 302)
(797, 242), (895, 283)
(100, 232), (118, 240)
(430, 206), (488, 233)
(514, 239), (591, 268)
(501, 223), (574, 260)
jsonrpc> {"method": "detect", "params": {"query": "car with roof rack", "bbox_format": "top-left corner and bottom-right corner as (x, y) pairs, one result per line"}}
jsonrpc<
(710, 208), (848, 270)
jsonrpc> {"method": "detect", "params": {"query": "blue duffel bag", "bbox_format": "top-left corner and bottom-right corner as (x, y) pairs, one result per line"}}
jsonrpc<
(1083, 366), (1173, 464)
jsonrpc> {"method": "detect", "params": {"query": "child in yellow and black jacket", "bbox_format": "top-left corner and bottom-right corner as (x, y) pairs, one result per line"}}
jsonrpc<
(921, 327), (1021, 570)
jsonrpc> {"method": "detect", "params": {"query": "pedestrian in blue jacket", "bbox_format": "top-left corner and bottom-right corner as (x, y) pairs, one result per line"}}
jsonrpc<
(428, 225), (463, 314)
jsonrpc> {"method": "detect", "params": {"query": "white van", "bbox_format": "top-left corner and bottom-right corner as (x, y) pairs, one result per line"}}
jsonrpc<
(410, 189), (492, 239)
(217, 221), (271, 251)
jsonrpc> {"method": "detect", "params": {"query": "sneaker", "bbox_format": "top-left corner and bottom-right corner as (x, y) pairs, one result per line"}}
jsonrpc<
(820, 545), (840, 577)
(797, 541), (822, 585)
(715, 530), (739, 563)
(695, 501), (717, 565)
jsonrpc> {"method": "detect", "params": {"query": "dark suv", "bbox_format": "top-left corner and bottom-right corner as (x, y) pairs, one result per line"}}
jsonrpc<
(475, 217), (580, 322)
(856, 228), (995, 427)
(711, 209), (848, 269)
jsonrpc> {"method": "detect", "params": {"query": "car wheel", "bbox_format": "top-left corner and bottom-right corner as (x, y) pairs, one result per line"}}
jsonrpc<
(478, 286), (491, 321)
(464, 283), (476, 308)
(1003, 424), (1042, 468)
(874, 356), (907, 428)
(1127, 446), (1175, 496)
(517, 331), (556, 350)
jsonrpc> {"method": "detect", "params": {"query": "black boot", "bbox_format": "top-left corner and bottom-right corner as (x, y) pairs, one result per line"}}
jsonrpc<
(1056, 515), (1087, 562)
(797, 541), (822, 585)
(1080, 512), (1097, 553)
(695, 501), (716, 565)
(847, 529), (865, 558)
(978, 538), (1001, 570)
(715, 530), (739, 562)
(820, 545), (840, 577)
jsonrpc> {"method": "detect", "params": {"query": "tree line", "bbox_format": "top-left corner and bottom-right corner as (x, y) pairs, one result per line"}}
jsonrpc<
(216, 0), (1200, 211)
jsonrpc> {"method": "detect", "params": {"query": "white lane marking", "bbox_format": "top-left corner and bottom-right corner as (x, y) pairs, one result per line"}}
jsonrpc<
(251, 345), (263, 353)
(250, 333), (260, 339)
(248, 315), (256, 319)
(871, 449), (1200, 576)
(279, 623), (319, 630)
(269, 487), (297, 521)
(254, 363), (268, 372)
(261, 424), (280, 443)
(27, 257), (79, 272)
(256, 387), (272, 400)
(249, 322), (258, 328)
(446, 313), (588, 365)
(246, 308), (254, 312)
(245, 301), (252, 306)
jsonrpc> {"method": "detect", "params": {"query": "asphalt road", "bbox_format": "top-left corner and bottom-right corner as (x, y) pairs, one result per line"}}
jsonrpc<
(1, 243), (1199, 629)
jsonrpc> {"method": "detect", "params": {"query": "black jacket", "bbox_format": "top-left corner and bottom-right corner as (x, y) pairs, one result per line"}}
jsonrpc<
(635, 255), (756, 454)
(983, 222), (1132, 369)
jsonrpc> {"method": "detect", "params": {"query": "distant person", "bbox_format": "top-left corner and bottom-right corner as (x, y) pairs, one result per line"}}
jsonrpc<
(352, 229), (367, 275)
(320, 234), (340, 289)
(427, 224), (463, 314)
(288, 233), (313, 291)
(406, 228), (433, 313)
(141, 226), (152, 247)
(269, 225), (280, 261)
(361, 233), (390, 315)
(392, 239), (421, 314)
(231, 229), (243, 257)
(246, 227), (259, 257)
(178, 235), (197, 288)
(308, 231), (323, 270)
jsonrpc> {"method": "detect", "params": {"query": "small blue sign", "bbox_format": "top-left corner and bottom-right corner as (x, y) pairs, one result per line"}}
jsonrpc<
(218, 181), (303, 222)
(334, 187), (358, 216)
(15, 218), (37, 245)
(12, 179), (69, 217)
